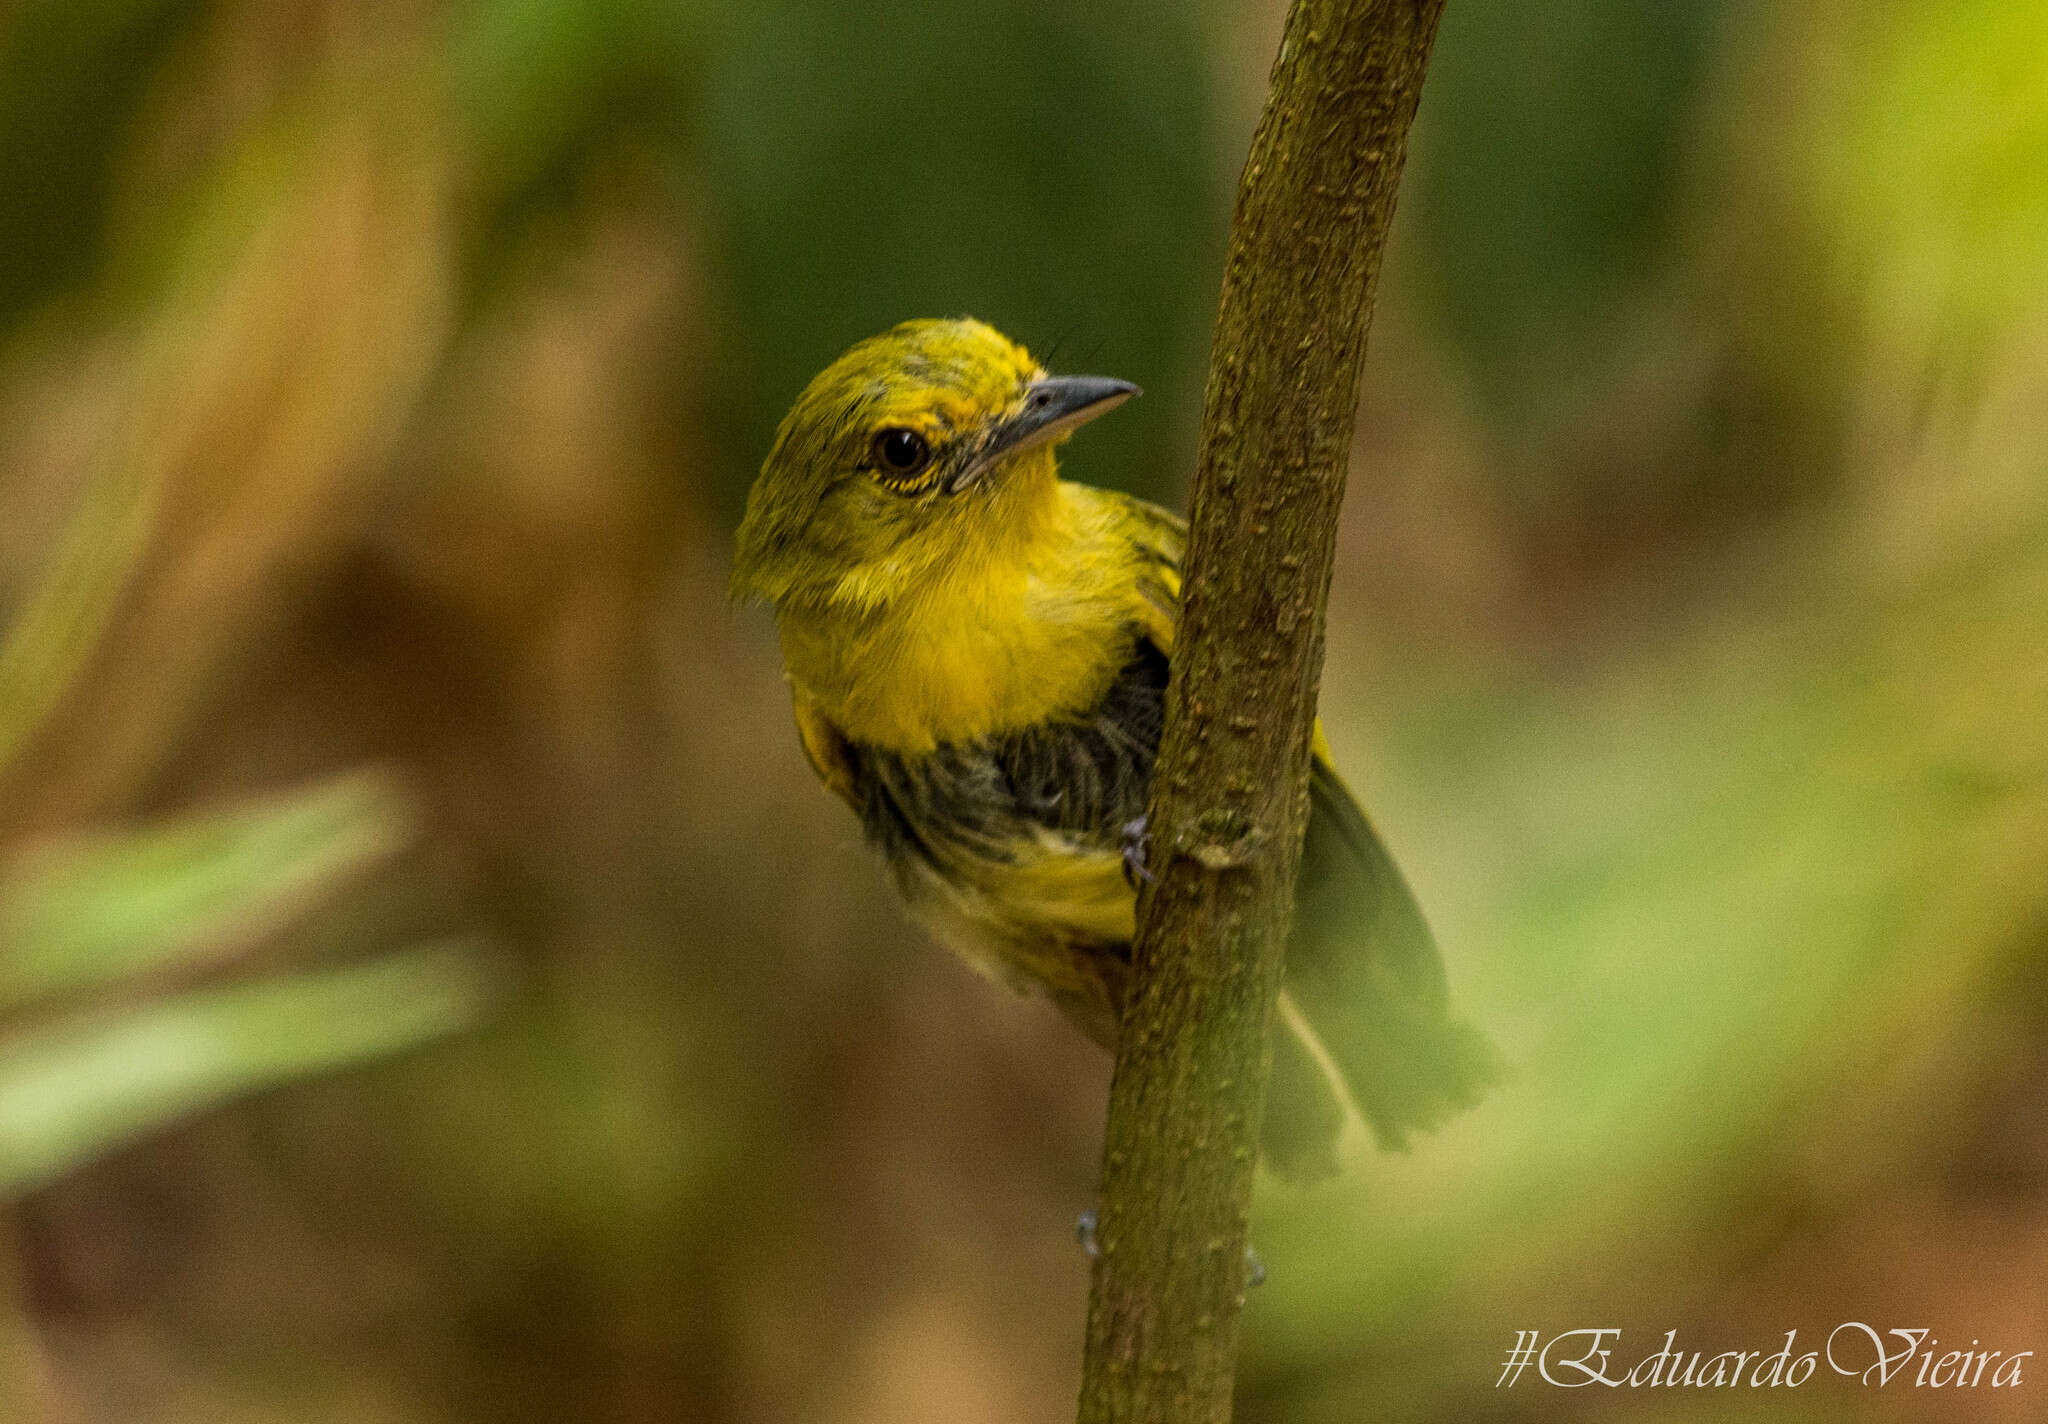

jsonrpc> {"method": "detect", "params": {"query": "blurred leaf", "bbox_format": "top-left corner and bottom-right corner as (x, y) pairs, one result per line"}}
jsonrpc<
(0, 0), (197, 322)
(0, 939), (493, 1199)
(0, 69), (455, 825)
(0, 768), (416, 1011)
(0, 433), (160, 785)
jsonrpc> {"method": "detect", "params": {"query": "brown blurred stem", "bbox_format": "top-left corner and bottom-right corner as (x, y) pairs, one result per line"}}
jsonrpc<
(1074, 2), (1447, 1421)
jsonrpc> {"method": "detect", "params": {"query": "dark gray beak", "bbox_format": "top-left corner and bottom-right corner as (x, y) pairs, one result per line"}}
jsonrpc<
(948, 375), (1140, 491)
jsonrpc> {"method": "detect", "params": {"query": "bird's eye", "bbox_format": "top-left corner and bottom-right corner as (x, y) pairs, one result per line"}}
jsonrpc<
(871, 427), (932, 480)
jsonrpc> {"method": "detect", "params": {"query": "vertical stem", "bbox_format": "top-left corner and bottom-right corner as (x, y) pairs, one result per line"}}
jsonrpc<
(1075, 2), (1448, 1420)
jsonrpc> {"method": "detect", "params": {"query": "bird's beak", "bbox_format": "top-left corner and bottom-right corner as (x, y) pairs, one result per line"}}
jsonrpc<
(947, 375), (1140, 492)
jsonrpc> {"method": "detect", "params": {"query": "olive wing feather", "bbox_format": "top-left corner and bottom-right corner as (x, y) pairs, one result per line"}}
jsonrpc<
(1103, 489), (1496, 1169)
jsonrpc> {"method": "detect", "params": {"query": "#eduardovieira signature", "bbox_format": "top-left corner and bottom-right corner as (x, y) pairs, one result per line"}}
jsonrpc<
(1497, 1325), (2034, 1390)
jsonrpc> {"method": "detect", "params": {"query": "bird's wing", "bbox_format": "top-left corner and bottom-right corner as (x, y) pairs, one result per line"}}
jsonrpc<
(1099, 487), (1495, 1174)
(1288, 751), (1497, 1160)
(790, 684), (863, 813)
(1106, 491), (1185, 659)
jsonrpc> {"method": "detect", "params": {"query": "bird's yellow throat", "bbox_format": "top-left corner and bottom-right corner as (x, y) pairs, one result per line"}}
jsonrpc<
(772, 463), (1141, 753)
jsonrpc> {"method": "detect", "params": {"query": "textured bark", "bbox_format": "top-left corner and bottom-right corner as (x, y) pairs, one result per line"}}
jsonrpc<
(1074, 2), (1447, 1421)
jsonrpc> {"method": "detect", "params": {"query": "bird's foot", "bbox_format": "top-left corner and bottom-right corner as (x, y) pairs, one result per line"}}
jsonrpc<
(1120, 816), (1153, 888)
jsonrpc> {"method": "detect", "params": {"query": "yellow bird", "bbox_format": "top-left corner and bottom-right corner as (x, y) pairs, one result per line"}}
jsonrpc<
(733, 318), (1494, 1176)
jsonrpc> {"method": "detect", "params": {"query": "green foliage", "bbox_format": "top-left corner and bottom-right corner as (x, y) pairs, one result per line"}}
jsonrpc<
(0, 771), (492, 1200)
(0, 939), (488, 1198)
(0, 771), (415, 1012)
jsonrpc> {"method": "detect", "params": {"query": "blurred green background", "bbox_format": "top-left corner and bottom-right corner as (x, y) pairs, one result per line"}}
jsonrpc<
(1, 0), (2044, 1420)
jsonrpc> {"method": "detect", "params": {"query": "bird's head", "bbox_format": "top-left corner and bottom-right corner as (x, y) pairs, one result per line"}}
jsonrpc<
(731, 318), (1137, 610)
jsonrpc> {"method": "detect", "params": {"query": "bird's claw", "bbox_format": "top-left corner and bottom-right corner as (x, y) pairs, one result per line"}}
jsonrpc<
(1120, 816), (1153, 888)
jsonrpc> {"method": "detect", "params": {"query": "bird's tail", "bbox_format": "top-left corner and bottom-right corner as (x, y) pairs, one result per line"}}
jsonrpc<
(1258, 760), (1500, 1180)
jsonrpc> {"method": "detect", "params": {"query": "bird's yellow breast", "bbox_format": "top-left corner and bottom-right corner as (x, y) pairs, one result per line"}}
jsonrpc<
(773, 480), (1142, 752)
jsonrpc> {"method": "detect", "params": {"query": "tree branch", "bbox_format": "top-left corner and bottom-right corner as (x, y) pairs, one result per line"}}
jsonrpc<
(1075, 2), (1448, 1420)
